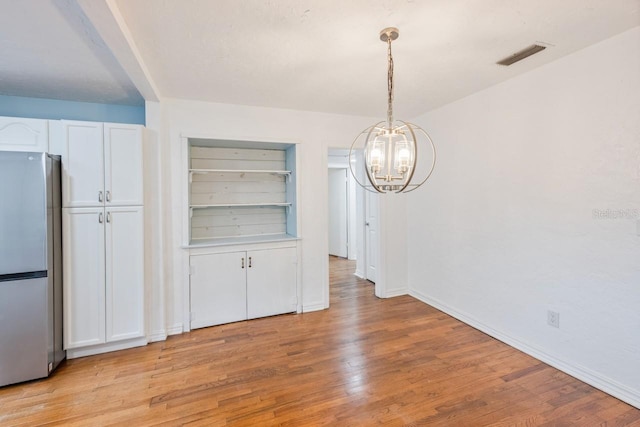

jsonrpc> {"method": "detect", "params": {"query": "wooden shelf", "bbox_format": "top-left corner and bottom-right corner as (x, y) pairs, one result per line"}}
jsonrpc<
(186, 233), (299, 248)
(189, 169), (292, 184)
(190, 203), (291, 209)
(190, 169), (291, 175)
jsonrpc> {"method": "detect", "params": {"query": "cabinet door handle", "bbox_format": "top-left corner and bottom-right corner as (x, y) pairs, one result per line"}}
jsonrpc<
(248, 257), (252, 268)
(98, 212), (104, 223)
(241, 257), (245, 269)
(98, 191), (104, 203)
(106, 212), (111, 223)
(106, 191), (111, 202)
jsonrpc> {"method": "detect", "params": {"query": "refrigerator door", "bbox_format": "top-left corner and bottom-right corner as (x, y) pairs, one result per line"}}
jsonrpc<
(0, 277), (49, 386)
(0, 151), (47, 275)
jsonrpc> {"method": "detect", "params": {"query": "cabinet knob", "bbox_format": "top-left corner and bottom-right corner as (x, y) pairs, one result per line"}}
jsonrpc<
(241, 257), (245, 269)
(106, 191), (111, 202)
(98, 191), (104, 203)
(248, 257), (252, 268)
(98, 212), (104, 223)
(106, 212), (111, 223)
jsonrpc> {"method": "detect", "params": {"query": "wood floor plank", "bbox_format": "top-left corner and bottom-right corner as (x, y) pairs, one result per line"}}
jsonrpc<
(0, 256), (637, 426)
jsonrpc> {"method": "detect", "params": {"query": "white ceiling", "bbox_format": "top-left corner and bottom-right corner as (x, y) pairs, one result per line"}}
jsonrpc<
(1, 0), (639, 117)
(0, 0), (143, 105)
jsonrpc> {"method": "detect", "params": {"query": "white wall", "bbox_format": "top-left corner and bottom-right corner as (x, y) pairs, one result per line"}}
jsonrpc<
(407, 27), (640, 407)
(144, 98), (413, 334)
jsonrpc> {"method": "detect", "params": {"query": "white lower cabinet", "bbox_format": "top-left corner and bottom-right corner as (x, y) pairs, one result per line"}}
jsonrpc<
(190, 251), (247, 328)
(246, 248), (298, 319)
(63, 206), (144, 352)
(105, 207), (145, 342)
(190, 246), (297, 329)
(62, 208), (105, 348)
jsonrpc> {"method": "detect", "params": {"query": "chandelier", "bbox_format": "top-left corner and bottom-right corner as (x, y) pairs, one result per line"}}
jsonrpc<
(349, 27), (436, 193)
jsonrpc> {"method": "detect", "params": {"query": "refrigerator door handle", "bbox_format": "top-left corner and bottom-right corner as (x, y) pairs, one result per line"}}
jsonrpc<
(99, 212), (104, 224)
(98, 191), (103, 203)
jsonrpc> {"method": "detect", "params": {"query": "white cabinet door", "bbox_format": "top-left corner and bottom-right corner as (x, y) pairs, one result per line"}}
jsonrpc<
(104, 124), (143, 206)
(247, 247), (297, 319)
(105, 206), (145, 342)
(190, 252), (247, 329)
(0, 116), (48, 152)
(63, 208), (106, 349)
(61, 121), (104, 208)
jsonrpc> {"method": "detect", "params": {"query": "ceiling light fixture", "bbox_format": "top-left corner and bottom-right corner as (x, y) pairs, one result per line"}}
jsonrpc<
(349, 27), (436, 193)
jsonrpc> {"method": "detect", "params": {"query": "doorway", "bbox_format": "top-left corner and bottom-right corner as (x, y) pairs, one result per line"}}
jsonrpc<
(328, 168), (348, 258)
(327, 148), (379, 302)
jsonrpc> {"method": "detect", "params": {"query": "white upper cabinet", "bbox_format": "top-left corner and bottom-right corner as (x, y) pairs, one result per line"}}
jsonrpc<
(61, 120), (143, 208)
(62, 121), (104, 207)
(104, 124), (143, 206)
(0, 116), (49, 152)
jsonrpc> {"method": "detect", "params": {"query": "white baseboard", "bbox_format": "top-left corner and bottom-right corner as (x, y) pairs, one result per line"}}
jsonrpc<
(147, 329), (167, 343)
(354, 269), (365, 279)
(303, 302), (327, 313)
(384, 288), (408, 298)
(66, 337), (148, 359)
(409, 288), (640, 409)
(166, 324), (184, 336)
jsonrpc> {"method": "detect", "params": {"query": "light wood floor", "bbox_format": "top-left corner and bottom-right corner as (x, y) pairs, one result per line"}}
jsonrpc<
(1, 256), (638, 426)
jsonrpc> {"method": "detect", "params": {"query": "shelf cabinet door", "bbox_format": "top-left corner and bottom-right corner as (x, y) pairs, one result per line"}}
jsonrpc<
(61, 121), (104, 208)
(63, 208), (106, 349)
(104, 124), (143, 206)
(105, 206), (145, 342)
(247, 247), (297, 319)
(0, 116), (48, 152)
(190, 252), (247, 329)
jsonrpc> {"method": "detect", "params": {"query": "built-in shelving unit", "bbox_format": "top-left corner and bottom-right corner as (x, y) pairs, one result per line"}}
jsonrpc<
(187, 139), (298, 244)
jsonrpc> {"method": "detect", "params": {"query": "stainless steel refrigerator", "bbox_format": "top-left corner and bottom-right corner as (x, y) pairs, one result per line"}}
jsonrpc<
(0, 151), (65, 387)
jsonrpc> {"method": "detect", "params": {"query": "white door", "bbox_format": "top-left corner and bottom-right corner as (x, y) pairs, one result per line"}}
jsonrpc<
(328, 168), (348, 258)
(63, 207), (106, 349)
(247, 247), (297, 319)
(105, 206), (145, 342)
(190, 252), (247, 329)
(364, 190), (379, 283)
(61, 121), (104, 208)
(104, 124), (144, 206)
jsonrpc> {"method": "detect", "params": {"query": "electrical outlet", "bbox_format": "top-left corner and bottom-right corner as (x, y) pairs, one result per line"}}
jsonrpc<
(547, 310), (560, 328)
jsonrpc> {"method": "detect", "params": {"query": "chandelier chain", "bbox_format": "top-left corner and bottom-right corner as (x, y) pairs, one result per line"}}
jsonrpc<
(387, 37), (394, 126)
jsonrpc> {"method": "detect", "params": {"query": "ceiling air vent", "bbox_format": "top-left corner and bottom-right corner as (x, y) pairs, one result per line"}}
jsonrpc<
(497, 44), (546, 66)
